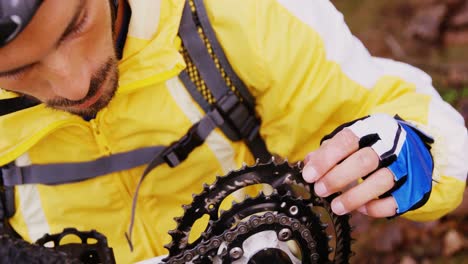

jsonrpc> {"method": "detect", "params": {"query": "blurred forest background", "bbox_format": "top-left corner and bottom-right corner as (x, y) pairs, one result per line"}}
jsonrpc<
(331, 0), (468, 263)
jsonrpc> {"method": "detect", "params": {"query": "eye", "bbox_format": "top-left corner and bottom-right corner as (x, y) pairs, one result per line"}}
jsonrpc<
(0, 67), (30, 80)
(71, 11), (89, 37)
(63, 9), (90, 42)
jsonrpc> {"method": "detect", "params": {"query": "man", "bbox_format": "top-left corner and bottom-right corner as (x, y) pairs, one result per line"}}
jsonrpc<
(0, 0), (466, 263)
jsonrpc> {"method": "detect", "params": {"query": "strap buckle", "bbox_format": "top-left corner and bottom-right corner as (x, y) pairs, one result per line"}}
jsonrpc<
(217, 91), (261, 141)
(162, 110), (224, 168)
(163, 123), (206, 168)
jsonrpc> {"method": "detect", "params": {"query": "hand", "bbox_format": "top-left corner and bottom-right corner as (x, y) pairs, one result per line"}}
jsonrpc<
(302, 114), (434, 218)
(303, 128), (397, 217)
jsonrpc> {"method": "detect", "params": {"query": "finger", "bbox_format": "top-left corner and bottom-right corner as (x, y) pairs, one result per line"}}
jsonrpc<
(357, 196), (398, 218)
(329, 168), (394, 215)
(314, 147), (380, 197)
(303, 129), (359, 183)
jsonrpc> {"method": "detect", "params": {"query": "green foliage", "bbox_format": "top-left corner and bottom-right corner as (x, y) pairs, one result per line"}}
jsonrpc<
(462, 86), (468, 98)
(441, 90), (459, 105)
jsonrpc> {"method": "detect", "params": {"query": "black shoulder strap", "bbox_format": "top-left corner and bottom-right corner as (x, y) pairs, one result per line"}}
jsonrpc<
(0, 167), (18, 237)
(0, 97), (39, 116)
(178, 0), (271, 162)
(0, 176), (6, 234)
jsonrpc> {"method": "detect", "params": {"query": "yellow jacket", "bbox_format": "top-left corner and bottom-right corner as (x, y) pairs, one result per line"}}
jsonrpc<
(1, 0), (467, 263)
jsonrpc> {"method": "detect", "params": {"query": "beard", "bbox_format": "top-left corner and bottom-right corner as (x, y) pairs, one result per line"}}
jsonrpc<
(45, 57), (119, 119)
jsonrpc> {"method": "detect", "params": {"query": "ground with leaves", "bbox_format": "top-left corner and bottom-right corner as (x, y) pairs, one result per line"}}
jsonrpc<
(331, 0), (468, 263)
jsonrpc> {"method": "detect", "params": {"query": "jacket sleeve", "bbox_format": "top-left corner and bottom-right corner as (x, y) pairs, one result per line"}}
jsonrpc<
(214, 0), (467, 221)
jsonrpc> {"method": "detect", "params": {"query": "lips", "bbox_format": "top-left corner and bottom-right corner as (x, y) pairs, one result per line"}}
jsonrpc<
(71, 83), (105, 109)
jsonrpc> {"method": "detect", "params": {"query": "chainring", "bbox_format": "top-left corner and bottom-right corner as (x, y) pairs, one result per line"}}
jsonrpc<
(162, 158), (352, 263)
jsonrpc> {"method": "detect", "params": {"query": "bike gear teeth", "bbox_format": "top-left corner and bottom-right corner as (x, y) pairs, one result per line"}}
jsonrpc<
(163, 157), (352, 263)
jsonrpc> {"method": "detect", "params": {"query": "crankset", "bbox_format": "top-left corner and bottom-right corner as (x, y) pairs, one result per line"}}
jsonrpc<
(162, 158), (352, 264)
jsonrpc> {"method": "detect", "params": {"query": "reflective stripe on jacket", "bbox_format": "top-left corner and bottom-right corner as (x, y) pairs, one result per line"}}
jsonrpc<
(0, 0), (466, 263)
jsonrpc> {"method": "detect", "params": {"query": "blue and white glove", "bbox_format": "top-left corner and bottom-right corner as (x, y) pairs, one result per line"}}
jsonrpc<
(322, 114), (434, 215)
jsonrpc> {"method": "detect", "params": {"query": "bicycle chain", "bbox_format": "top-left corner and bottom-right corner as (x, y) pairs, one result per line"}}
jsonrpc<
(162, 158), (352, 263)
(164, 212), (319, 264)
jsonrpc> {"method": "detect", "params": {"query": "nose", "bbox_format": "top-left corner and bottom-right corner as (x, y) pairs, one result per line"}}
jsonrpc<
(42, 49), (91, 101)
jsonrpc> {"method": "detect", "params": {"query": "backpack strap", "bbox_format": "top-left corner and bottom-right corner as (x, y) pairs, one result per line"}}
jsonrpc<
(178, 0), (271, 162)
(0, 168), (17, 236)
(191, 0), (255, 107)
(1, 146), (165, 186)
(1, 110), (224, 186)
(0, 97), (39, 116)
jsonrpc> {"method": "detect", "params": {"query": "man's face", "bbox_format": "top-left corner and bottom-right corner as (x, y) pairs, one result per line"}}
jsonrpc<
(0, 0), (119, 118)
